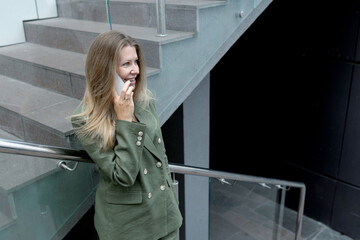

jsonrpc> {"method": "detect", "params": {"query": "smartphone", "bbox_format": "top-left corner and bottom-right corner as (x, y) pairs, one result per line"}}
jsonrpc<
(115, 73), (125, 96)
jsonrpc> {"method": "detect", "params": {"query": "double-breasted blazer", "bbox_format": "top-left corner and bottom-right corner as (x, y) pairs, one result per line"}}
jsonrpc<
(71, 99), (182, 240)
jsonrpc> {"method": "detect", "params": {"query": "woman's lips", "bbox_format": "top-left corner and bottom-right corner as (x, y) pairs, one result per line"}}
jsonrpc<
(128, 79), (136, 86)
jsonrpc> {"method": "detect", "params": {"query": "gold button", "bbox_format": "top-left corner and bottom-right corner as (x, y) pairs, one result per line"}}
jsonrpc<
(143, 168), (148, 175)
(138, 131), (143, 136)
(147, 192), (152, 199)
(160, 185), (166, 191)
(156, 162), (162, 168)
(158, 138), (162, 144)
(136, 141), (141, 146)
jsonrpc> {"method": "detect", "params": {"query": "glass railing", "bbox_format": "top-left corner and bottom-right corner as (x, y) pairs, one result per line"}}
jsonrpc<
(0, 138), (305, 240)
(171, 165), (305, 240)
(210, 179), (298, 240)
(0, 143), (98, 239)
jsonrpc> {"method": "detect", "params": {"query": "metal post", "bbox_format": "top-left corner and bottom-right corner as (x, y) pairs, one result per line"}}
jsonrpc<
(295, 186), (306, 240)
(273, 187), (286, 240)
(156, 0), (167, 36)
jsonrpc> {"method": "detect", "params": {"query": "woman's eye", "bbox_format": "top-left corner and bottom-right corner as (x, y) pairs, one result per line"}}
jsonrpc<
(122, 60), (138, 67)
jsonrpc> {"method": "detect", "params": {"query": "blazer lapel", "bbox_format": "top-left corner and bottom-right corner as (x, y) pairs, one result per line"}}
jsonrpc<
(134, 104), (163, 161)
(143, 134), (163, 161)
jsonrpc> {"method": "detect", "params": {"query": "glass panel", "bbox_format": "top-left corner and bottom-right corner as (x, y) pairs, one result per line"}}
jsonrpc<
(209, 178), (298, 240)
(0, 152), (98, 239)
(254, 0), (262, 8)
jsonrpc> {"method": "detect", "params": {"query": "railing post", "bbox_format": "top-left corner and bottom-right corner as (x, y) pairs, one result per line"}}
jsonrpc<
(295, 186), (306, 240)
(156, 0), (167, 36)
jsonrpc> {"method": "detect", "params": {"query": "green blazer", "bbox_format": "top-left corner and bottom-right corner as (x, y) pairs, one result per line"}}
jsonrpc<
(71, 100), (182, 240)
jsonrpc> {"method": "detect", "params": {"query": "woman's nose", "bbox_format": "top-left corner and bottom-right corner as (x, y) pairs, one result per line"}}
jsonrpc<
(131, 64), (139, 74)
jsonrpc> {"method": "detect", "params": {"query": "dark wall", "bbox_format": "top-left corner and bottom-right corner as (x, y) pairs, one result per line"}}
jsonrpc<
(210, 0), (360, 238)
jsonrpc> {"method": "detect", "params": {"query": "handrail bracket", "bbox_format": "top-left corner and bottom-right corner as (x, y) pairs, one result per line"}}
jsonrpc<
(57, 160), (79, 172)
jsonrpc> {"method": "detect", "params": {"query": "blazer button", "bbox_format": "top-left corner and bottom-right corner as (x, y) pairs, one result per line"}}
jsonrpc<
(138, 131), (144, 137)
(143, 168), (148, 175)
(158, 138), (162, 144)
(136, 141), (141, 146)
(147, 192), (152, 199)
(160, 185), (166, 191)
(156, 162), (162, 168)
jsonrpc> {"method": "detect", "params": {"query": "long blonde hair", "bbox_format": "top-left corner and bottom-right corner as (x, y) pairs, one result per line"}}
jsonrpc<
(72, 30), (151, 149)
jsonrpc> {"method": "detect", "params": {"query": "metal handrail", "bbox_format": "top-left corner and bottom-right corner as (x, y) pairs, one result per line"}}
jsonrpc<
(0, 137), (305, 240)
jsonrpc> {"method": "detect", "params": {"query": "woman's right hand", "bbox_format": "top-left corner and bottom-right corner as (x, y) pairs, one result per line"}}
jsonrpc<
(113, 80), (135, 122)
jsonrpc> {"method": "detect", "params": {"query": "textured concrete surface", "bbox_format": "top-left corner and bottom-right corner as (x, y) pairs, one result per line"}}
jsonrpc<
(0, 75), (78, 140)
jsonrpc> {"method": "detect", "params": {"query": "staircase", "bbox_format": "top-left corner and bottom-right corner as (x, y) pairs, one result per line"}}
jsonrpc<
(0, 0), (273, 238)
(0, 0), (272, 148)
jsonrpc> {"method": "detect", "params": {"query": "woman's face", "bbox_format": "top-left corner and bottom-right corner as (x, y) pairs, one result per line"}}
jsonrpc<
(116, 45), (139, 88)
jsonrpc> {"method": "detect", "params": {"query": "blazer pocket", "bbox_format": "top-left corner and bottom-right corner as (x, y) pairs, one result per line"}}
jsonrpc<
(106, 190), (143, 205)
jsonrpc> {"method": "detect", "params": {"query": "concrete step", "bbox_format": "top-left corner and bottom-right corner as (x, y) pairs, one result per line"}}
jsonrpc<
(57, 0), (226, 32)
(24, 17), (194, 68)
(0, 43), (160, 99)
(0, 74), (79, 146)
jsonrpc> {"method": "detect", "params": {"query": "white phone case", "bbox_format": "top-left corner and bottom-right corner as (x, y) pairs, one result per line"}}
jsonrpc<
(115, 74), (125, 96)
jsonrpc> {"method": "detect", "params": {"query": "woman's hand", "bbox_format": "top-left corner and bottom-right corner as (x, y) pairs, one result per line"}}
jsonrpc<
(113, 80), (135, 122)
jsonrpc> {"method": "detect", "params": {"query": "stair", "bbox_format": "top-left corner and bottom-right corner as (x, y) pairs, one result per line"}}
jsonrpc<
(0, 0), (276, 144)
(0, 0), (233, 147)
(0, 74), (79, 146)
(1, 0), (250, 147)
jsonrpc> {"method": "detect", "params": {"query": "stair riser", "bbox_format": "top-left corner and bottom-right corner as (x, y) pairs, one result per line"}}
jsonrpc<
(24, 23), (161, 68)
(24, 24), (95, 55)
(0, 108), (24, 140)
(0, 107), (69, 147)
(57, 0), (108, 23)
(23, 117), (69, 147)
(57, 0), (198, 32)
(0, 56), (85, 100)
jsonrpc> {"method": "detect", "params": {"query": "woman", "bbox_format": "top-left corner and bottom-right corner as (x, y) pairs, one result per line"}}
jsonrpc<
(71, 30), (182, 240)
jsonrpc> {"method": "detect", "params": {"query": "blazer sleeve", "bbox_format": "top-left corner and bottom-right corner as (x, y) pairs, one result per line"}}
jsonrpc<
(72, 117), (147, 187)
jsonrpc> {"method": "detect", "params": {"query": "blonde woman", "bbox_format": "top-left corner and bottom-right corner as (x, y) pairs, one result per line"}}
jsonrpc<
(71, 30), (182, 240)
